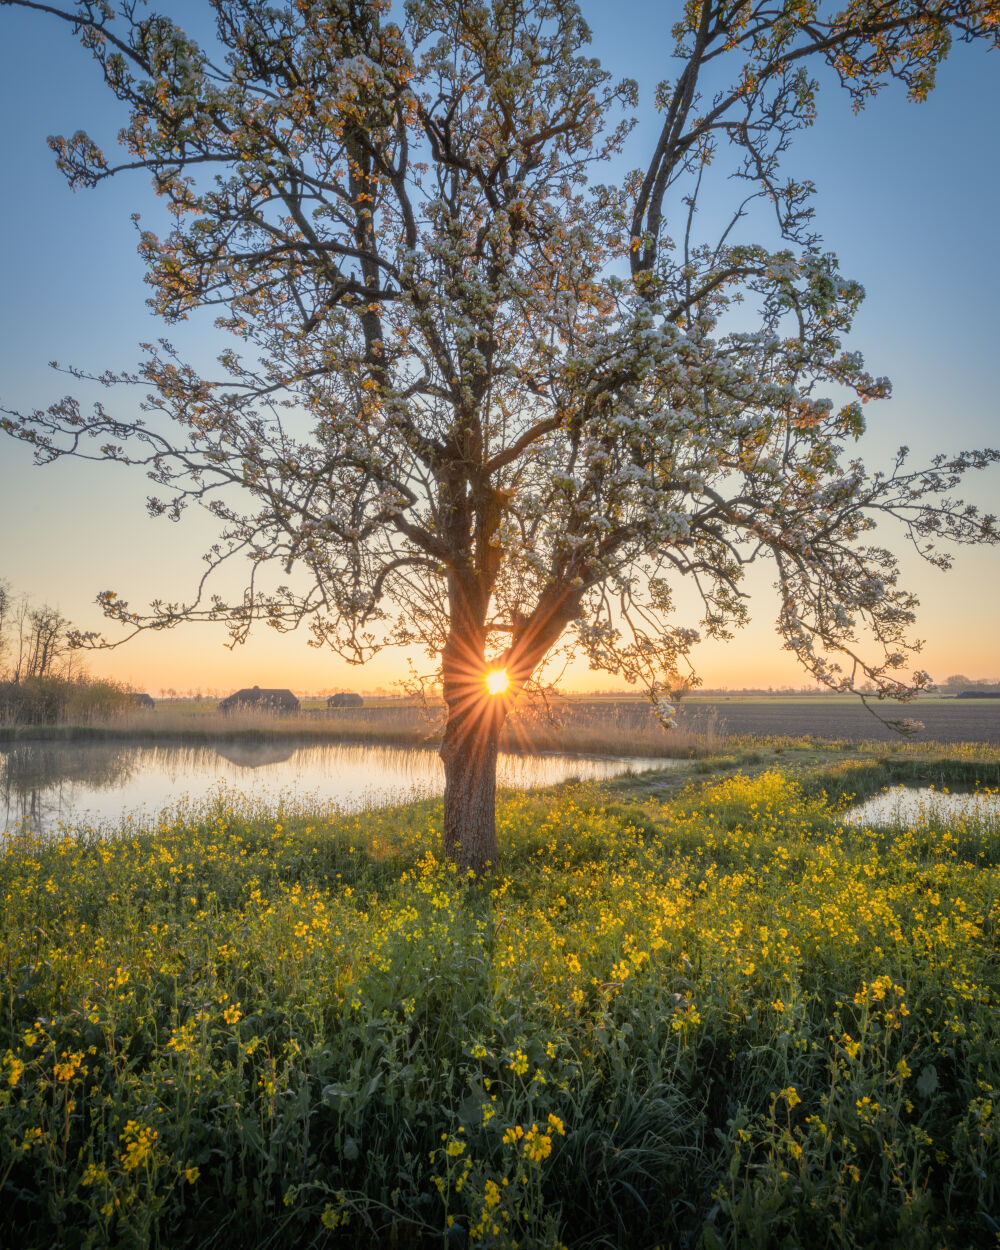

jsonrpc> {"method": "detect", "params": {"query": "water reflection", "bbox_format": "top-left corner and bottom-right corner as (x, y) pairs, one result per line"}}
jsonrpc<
(1, 741), (143, 835)
(0, 739), (676, 837)
(213, 743), (298, 769)
(844, 785), (1000, 828)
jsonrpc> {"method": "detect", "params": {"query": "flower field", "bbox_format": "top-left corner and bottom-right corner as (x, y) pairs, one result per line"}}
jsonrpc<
(2, 759), (999, 1248)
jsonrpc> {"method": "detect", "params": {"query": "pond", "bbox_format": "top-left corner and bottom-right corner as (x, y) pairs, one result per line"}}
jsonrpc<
(0, 739), (678, 838)
(844, 785), (1000, 828)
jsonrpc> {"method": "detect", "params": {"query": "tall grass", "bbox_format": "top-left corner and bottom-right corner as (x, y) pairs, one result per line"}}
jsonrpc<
(2, 759), (999, 1247)
(1, 698), (724, 759)
(0, 675), (135, 727)
(503, 699), (726, 758)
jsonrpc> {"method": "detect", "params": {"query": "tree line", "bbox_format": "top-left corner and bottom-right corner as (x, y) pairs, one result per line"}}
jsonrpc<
(0, 580), (133, 724)
(0, 580), (75, 684)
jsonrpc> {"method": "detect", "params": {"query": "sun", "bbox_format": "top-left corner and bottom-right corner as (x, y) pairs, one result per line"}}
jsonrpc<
(484, 668), (510, 696)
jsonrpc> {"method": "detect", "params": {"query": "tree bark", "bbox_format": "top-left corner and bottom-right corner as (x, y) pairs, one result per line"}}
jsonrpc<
(440, 701), (501, 875)
(436, 582), (578, 873)
(439, 622), (504, 874)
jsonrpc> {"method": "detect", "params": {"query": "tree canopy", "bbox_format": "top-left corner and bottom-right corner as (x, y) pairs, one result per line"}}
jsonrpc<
(2, 0), (998, 867)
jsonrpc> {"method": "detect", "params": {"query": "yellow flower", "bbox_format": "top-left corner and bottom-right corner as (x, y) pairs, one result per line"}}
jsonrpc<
(53, 1051), (84, 1082)
(522, 1124), (553, 1163)
(81, 1162), (107, 1187)
(120, 1121), (159, 1172)
(507, 1049), (529, 1076)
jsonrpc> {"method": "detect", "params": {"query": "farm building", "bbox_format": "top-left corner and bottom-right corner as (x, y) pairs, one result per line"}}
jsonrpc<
(218, 686), (301, 714)
(327, 692), (364, 708)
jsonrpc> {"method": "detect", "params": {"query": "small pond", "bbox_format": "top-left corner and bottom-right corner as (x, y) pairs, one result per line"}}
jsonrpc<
(0, 739), (679, 838)
(844, 785), (1000, 827)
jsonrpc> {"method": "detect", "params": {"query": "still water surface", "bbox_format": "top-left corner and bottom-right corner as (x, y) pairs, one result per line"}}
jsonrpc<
(845, 785), (1000, 827)
(0, 739), (675, 837)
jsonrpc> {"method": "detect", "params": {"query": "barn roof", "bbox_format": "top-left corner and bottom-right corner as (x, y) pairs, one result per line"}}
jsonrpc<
(219, 686), (300, 708)
(228, 686), (297, 698)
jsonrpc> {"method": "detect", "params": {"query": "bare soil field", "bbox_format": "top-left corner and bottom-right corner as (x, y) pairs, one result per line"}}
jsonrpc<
(308, 696), (1000, 748)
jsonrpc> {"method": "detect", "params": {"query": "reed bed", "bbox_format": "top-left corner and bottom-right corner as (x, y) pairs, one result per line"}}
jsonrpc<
(2, 756), (1000, 1247)
(0, 699), (722, 759)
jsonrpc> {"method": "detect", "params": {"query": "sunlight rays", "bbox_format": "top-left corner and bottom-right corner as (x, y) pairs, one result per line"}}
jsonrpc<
(485, 668), (510, 697)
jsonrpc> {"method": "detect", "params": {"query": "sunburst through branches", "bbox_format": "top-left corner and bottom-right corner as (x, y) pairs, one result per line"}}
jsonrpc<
(485, 669), (510, 697)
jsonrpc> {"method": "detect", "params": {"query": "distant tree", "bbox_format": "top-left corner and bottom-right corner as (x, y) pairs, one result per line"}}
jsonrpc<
(0, 579), (11, 677)
(942, 673), (973, 691)
(2, 0), (999, 869)
(0, 583), (73, 682)
(0, 587), (32, 683)
(22, 604), (72, 680)
(668, 676), (697, 705)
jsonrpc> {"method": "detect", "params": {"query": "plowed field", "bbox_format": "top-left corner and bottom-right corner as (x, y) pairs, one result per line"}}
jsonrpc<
(673, 698), (1000, 743)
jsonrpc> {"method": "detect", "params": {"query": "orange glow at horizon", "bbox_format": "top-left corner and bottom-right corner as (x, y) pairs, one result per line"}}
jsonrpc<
(69, 619), (1000, 697)
(14, 548), (999, 698)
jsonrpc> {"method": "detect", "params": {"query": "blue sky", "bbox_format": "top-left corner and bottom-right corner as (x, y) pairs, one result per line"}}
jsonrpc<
(0, 2), (997, 693)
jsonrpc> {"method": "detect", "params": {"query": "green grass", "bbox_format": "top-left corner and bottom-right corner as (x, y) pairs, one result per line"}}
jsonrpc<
(2, 750), (999, 1248)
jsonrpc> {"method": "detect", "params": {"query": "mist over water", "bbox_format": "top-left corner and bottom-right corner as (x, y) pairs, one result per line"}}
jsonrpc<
(0, 740), (676, 837)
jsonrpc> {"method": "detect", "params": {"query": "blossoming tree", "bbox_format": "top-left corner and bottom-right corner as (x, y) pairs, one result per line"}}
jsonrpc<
(2, 0), (998, 869)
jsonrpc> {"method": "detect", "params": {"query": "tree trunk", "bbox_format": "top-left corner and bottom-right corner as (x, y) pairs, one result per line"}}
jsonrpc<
(440, 697), (501, 875)
(439, 613), (505, 873)
(435, 581), (579, 872)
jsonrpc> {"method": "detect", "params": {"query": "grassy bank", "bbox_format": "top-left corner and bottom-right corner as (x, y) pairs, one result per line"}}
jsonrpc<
(2, 753), (1000, 1247)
